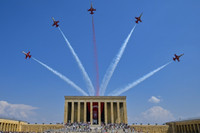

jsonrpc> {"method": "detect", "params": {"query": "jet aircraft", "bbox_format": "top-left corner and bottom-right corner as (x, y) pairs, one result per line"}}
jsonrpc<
(52, 17), (59, 27)
(173, 54), (184, 62)
(22, 51), (31, 59)
(135, 13), (143, 24)
(88, 3), (96, 14)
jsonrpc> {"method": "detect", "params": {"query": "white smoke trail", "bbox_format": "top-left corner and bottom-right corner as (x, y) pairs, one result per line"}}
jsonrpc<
(109, 61), (172, 96)
(100, 25), (137, 96)
(32, 57), (89, 96)
(58, 27), (95, 96)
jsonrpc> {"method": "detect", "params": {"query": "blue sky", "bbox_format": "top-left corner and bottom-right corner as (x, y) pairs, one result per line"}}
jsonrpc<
(0, 0), (200, 124)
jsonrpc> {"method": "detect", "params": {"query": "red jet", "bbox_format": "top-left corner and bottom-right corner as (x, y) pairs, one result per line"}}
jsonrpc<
(22, 51), (31, 59)
(52, 17), (59, 27)
(88, 3), (96, 15)
(173, 54), (184, 62)
(135, 13), (143, 24)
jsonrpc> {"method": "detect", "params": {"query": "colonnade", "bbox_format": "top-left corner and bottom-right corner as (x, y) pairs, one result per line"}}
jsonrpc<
(64, 96), (127, 125)
(176, 123), (200, 133)
(0, 118), (27, 132)
(166, 119), (200, 133)
(0, 122), (18, 132)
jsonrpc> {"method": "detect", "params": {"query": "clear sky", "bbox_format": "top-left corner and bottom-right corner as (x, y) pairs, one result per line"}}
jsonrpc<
(0, 0), (200, 124)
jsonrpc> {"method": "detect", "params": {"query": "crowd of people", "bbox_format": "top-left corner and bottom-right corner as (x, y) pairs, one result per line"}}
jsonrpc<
(61, 122), (138, 133)
(99, 123), (135, 133)
(64, 122), (91, 132)
(0, 123), (143, 133)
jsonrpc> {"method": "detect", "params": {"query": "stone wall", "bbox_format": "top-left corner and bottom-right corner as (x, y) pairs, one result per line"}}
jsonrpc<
(21, 124), (64, 132)
(130, 125), (169, 133)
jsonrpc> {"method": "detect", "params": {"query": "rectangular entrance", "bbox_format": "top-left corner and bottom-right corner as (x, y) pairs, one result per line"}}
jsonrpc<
(93, 102), (98, 125)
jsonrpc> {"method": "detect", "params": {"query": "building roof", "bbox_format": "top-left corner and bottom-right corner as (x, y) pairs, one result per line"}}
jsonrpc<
(166, 117), (200, 124)
(64, 96), (126, 101)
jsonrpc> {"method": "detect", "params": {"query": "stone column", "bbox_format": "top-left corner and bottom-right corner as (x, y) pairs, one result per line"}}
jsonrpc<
(0, 123), (1, 131)
(8, 123), (10, 131)
(84, 101), (87, 123)
(104, 102), (107, 124)
(190, 124), (192, 132)
(11, 124), (13, 132)
(78, 102), (80, 122)
(1, 123), (3, 131)
(181, 125), (183, 132)
(7, 123), (9, 131)
(184, 125), (187, 132)
(111, 102), (114, 123)
(5, 123), (8, 132)
(187, 125), (190, 132)
(10, 124), (12, 131)
(5, 123), (7, 132)
(117, 102), (121, 123)
(98, 102), (101, 125)
(123, 102), (127, 124)
(8, 123), (10, 132)
(71, 101), (74, 123)
(4, 123), (6, 131)
(176, 125), (179, 132)
(15, 124), (17, 132)
(4, 123), (6, 132)
(2, 123), (4, 131)
(64, 101), (68, 123)
(197, 124), (200, 132)
(192, 124), (195, 132)
(13, 124), (15, 132)
(90, 102), (93, 125)
(182, 125), (185, 133)
(7, 123), (10, 131)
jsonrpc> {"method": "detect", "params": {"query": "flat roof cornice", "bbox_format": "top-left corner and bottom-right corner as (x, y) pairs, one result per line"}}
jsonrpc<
(64, 96), (126, 100)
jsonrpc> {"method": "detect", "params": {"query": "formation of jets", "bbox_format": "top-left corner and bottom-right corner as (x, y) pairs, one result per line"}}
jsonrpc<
(22, 51), (31, 59)
(52, 17), (59, 27)
(88, 3), (96, 15)
(173, 54), (184, 62)
(22, 4), (184, 63)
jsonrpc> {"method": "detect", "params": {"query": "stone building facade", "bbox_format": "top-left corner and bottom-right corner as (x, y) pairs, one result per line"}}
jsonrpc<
(0, 118), (27, 132)
(166, 118), (200, 133)
(64, 96), (127, 125)
(0, 118), (63, 132)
